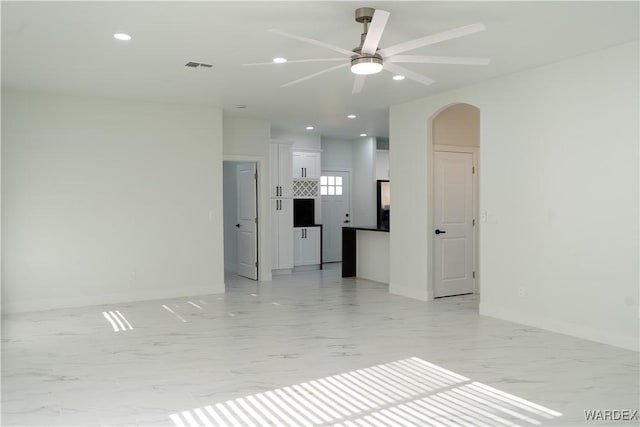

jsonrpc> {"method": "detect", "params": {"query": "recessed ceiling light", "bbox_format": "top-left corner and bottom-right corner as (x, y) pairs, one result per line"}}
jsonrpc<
(305, 126), (314, 130)
(273, 57), (287, 64)
(392, 75), (406, 81)
(360, 133), (367, 137)
(113, 33), (132, 41)
(347, 114), (357, 119)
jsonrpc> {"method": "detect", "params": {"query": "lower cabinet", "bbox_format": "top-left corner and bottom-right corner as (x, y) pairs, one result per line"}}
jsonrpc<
(294, 226), (321, 266)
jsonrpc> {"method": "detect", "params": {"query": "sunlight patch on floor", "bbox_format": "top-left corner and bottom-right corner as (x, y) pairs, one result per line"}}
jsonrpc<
(169, 357), (562, 427)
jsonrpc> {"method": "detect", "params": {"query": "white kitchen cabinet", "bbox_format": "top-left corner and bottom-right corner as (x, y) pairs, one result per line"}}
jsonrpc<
(271, 142), (294, 272)
(270, 143), (293, 198)
(271, 198), (293, 270)
(292, 151), (321, 179)
(294, 226), (321, 266)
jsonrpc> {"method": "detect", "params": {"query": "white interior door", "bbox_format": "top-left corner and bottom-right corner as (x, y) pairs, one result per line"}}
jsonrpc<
(434, 152), (474, 297)
(321, 171), (350, 263)
(237, 163), (258, 280)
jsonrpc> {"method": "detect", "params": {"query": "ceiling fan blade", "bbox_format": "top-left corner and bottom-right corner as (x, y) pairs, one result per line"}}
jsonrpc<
(269, 29), (354, 57)
(361, 9), (390, 55)
(281, 63), (350, 88)
(352, 74), (366, 94)
(386, 55), (490, 65)
(378, 22), (486, 58)
(243, 58), (346, 66)
(383, 63), (435, 86)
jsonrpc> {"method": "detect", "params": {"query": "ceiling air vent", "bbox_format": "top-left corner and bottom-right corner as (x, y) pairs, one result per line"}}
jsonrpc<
(185, 62), (213, 68)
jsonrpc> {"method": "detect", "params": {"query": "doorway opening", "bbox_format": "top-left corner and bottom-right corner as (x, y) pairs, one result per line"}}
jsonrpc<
(430, 103), (480, 298)
(223, 161), (259, 281)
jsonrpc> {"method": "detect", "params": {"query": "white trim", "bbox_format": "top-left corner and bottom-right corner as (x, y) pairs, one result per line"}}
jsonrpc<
(2, 284), (225, 314)
(269, 139), (294, 145)
(224, 154), (263, 162)
(223, 154), (271, 282)
(321, 168), (352, 174)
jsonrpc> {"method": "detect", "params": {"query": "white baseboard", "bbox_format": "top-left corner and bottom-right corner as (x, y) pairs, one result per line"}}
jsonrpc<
(2, 284), (225, 314)
(480, 302), (639, 352)
(293, 265), (321, 272)
(389, 282), (430, 301)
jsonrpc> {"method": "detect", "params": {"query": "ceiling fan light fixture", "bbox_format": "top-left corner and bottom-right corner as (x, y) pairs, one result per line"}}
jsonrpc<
(392, 75), (406, 81)
(350, 56), (383, 75)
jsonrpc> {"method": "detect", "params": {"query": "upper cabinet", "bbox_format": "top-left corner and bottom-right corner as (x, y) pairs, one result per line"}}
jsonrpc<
(270, 143), (293, 198)
(292, 151), (320, 179)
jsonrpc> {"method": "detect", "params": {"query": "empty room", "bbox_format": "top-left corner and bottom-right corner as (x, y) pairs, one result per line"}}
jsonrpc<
(2, 1), (638, 426)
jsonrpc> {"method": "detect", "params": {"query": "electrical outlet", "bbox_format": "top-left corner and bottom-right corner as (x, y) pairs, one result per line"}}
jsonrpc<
(129, 271), (136, 281)
(481, 210), (488, 222)
(517, 286), (525, 297)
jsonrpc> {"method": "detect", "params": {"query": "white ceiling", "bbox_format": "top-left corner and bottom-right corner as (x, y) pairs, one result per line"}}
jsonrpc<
(2, 1), (638, 139)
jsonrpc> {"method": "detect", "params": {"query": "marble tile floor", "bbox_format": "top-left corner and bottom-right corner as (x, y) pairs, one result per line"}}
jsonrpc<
(1, 264), (638, 426)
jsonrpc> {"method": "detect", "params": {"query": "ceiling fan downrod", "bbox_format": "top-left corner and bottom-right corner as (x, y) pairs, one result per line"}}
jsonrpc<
(354, 7), (375, 51)
(351, 7), (383, 75)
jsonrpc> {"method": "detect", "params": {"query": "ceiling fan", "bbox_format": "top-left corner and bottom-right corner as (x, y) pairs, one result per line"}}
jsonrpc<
(243, 7), (490, 94)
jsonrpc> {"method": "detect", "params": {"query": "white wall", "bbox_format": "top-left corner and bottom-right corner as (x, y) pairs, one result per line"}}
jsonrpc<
(389, 41), (639, 351)
(222, 162), (238, 272)
(2, 90), (225, 312)
(321, 137), (352, 171)
(222, 115), (272, 281)
(272, 130), (321, 150)
(352, 137), (376, 226)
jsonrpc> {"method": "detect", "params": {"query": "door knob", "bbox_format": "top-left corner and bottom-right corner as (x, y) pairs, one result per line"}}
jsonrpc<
(435, 229), (446, 234)
(344, 220), (350, 224)
(235, 224), (241, 228)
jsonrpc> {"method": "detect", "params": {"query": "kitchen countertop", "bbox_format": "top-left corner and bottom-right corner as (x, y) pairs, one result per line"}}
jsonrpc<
(342, 225), (390, 232)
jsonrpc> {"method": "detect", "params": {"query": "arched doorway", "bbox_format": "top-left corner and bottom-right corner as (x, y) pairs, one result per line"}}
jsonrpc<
(429, 103), (480, 298)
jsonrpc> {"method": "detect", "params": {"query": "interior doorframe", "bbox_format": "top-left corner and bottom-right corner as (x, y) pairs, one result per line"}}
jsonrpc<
(224, 154), (271, 282)
(320, 168), (352, 262)
(431, 144), (480, 295)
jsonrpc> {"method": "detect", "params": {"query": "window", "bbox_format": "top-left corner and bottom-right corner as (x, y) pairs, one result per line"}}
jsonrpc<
(321, 175), (343, 196)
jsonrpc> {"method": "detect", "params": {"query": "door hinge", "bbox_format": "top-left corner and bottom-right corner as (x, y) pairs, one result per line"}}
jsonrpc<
(473, 219), (475, 226)
(255, 261), (258, 267)
(255, 217), (258, 224)
(254, 172), (257, 180)
(472, 166), (475, 174)
(473, 271), (476, 279)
